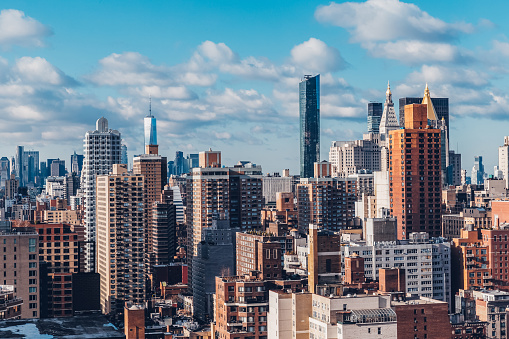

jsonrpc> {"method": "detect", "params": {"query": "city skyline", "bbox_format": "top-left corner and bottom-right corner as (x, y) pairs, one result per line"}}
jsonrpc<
(0, 0), (509, 174)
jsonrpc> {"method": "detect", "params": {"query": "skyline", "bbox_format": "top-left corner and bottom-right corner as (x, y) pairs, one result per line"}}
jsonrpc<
(1, 1), (509, 173)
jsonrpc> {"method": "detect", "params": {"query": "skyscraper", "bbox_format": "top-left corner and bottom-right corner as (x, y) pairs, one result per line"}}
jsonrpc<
(144, 99), (157, 147)
(471, 156), (485, 185)
(299, 74), (320, 178)
(81, 117), (122, 272)
(389, 104), (442, 239)
(70, 152), (84, 175)
(399, 95), (449, 136)
(367, 102), (383, 133)
(96, 164), (145, 314)
(499, 136), (509, 188)
(379, 82), (400, 172)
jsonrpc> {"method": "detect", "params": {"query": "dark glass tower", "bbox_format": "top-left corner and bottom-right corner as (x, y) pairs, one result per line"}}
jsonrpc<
(299, 74), (320, 178)
(367, 102), (383, 133)
(399, 97), (449, 135)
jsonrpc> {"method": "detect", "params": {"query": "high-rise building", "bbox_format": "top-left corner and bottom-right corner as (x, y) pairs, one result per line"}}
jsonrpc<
(144, 100), (157, 147)
(96, 164), (145, 315)
(296, 175), (357, 233)
(0, 157), (10, 188)
(34, 223), (81, 318)
(328, 135), (380, 177)
(50, 159), (65, 177)
(192, 218), (235, 321)
(149, 188), (176, 267)
(186, 152), (263, 259)
(448, 150), (462, 186)
(471, 156), (485, 185)
(70, 152), (84, 176)
(0, 227), (39, 319)
(367, 102), (383, 133)
(379, 82), (400, 172)
(81, 117), (122, 272)
(299, 74), (320, 178)
(121, 144), (128, 165)
(14, 146), (23, 184)
(399, 94), (449, 136)
(389, 104), (442, 239)
(499, 136), (509, 187)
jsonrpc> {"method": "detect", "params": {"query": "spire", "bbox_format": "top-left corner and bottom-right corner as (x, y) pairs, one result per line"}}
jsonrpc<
(421, 84), (438, 120)
(148, 95), (153, 117)
(379, 81), (399, 136)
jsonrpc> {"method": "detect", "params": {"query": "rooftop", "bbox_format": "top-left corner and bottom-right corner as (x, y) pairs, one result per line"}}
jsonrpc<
(0, 315), (124, 338)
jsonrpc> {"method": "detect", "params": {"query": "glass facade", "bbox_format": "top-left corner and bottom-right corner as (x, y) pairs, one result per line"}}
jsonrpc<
(144, 115), (157, 146)
(367, 102), (383, 133)
(299, 74), (320, 178)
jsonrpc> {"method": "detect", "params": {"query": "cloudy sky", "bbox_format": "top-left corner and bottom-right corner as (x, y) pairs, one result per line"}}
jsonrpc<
(0, 0), (508, 173)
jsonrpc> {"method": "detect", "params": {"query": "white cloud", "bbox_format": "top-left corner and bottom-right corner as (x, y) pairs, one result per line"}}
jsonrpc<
(364, 40), (463, 64)
(129, 85), (197, 100)
(406, 65), (489, 88)
(14, 57), (75, 86)
(0, 9), (52, 47)
(290, 38), (345, 73)
(315, 0), (472, 43)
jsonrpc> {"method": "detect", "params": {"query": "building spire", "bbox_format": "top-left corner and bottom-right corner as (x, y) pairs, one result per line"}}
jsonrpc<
(421, 83), (437, 121)
(379, 81), (399, 136)
(148, 95), (152, 117)
(385, 80), (392, 103)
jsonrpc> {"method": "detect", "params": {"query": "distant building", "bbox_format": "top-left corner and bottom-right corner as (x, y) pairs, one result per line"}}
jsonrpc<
(299, 74), (320, 178)
(399, 95), (449, 136)
(329, 136), (380, 177)
(367, 102), (383, 133)
(471, 156), (485, 185)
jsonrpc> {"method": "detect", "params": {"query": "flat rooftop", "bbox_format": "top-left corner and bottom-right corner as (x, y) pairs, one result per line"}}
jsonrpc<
(0, 314), (124, 338)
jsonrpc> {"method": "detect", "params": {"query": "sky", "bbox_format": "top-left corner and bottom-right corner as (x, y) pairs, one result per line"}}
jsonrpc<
(0, 0), (509, 174)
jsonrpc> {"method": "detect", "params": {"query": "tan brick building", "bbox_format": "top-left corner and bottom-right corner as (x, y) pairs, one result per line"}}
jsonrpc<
(96, 164), (146, 314)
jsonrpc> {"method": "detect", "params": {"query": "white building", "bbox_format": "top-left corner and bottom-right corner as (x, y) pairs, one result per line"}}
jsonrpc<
(343, 233), (452, 309)
(499, 136), (509, 188)
(328, 136), (380, 178)
(81, 117), (122, 272)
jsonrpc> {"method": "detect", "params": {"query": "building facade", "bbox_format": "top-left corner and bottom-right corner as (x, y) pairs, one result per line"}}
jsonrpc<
(82, 117), (122, 272)
(299, 74), (320, 178)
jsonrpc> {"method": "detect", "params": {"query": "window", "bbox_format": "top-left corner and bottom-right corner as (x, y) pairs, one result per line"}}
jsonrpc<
(326, 259), (332, 273)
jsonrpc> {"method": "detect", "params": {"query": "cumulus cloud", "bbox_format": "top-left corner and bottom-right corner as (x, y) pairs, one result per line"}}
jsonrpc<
(364, 40), (468, 64)
(290, 38), (346, 73)
(315, 0), (472, 43)
(406, 65), (490, 88)
(0, 9), (52, 48)
(14, 57), (77, 86)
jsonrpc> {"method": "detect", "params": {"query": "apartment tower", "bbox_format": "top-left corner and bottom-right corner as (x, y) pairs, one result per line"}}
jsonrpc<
(96, 164), (145, 314)
(389, 104), (442, 239)
(82, 117), (122, 272)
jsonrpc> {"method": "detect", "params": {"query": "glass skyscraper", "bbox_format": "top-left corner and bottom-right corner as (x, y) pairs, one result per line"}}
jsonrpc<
(367, 102), (383, 133)
(299, 74), (320, 178)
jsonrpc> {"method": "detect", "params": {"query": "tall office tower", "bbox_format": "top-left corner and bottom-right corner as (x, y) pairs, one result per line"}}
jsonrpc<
(399, 90), (449, 136)
(328, 135), (380, 177)
(70, 152), (84, 175)
(499, 136), (509, 188)
(186, 153), (199, 172)
(299, 74), (320, 178)
(5, 174), (19, 199)
(24, 151), (39, 186)
(0, 157), (10, 188)
(63, 173), (80, 203)
(121, 144), (128, 165)
(15, 146), (23, 184)
(144, 100), (157, 147)
(96, 164), (145, 315)
(149, 188), (176, 266)
(389, 104), (442, 239)
(173, 151), (185, 175)
(471, 156), (485, 185)
(82, 117), (122, 272)
(50, 159), (65, 177)
(186, 151), (262, 263)
(367, 102), (383, 133)
(447, 151), (462, 186)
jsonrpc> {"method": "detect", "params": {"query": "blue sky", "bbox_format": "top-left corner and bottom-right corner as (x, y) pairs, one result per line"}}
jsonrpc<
(1, 0), (509, 174)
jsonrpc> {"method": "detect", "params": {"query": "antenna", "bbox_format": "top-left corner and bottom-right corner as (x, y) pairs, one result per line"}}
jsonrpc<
(149, 95), (152, 117)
